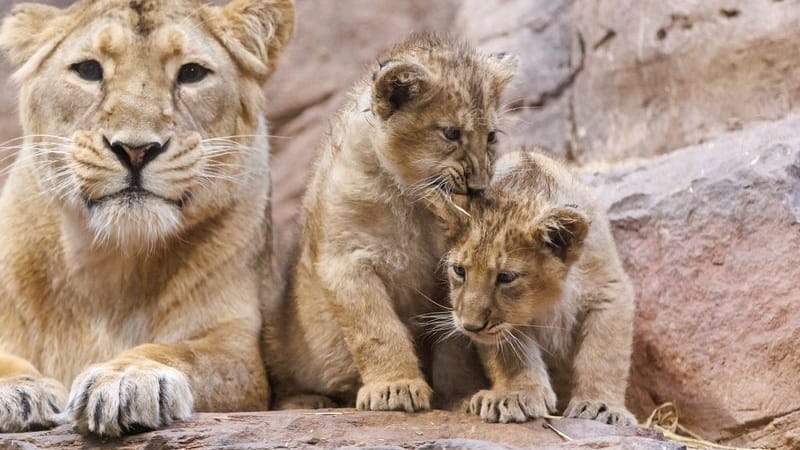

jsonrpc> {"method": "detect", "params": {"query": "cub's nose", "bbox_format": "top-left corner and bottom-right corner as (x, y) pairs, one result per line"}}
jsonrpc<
(466, 173), (489, 195)
(104, 137), (168, 172)
(462, 319), (489, 333)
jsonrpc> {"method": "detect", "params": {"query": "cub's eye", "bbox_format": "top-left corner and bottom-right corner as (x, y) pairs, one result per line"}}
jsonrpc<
(442, 127), (462, 142)
(496, 271), (518, 284)
(487, 131), (498, 144)
(451, 264), (466, 279)
(177, 63), (211, 84)
(71, 60), (103, 81)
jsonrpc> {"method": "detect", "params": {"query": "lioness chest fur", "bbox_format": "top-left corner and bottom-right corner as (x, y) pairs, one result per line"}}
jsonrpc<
(0, 0), (293, 437)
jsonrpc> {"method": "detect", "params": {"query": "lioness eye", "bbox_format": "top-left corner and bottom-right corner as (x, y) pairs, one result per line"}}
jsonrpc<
(451, 264), (466, 278)
(71, 60), (103, 82)
(442, 127), (462, 141)
(496, 271), (518, 284)
(177, 63), (211, 84)
(487, 131), (498, 144)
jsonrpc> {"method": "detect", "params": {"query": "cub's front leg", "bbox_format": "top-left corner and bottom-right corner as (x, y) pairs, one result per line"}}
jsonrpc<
(0, 352), (68, 432)
(470, 338), (556, 423)
(321, 260), (431, 412)
(564, 290), (637, 426)
(66, 318), (267, 437)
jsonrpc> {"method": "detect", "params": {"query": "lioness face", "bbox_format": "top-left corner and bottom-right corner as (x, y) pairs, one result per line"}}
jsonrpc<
(1, 1), (293, 250)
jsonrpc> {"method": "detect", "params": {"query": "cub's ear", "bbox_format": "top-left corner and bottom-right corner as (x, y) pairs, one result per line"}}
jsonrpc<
(534, 206), (589, 263)
(207, 0), (295, 82)
(485, 52), (519, 91)
(372, 60), (432, 120)
(424, 191), (472, 241)
(0, 3), (61, 68)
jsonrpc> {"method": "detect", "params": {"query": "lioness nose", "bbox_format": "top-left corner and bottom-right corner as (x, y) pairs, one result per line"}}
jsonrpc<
(104, 138), (168, 172)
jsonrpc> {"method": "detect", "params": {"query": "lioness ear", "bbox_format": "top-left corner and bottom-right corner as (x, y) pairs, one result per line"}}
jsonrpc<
(0, 3), (61, 68)
(209, 0), (295, 82)
(485, 52), (519, 91)
(372, 60), (432, 120)
(534, 206), (589, 263)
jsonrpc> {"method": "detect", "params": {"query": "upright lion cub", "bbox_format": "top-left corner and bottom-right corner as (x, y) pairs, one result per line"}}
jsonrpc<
(438, 150), (636, 425)
(263, 34), (517, 411)
(0, 0), (293, 437)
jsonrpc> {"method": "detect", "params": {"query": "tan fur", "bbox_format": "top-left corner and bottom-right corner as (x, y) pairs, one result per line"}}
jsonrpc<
(0, 0), (293, 436)
(263, 34), (517, 411)
(438, 150), (636, 425)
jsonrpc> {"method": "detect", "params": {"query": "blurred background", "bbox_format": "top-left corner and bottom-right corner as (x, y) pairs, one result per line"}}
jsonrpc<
(0, 1), (799, 448)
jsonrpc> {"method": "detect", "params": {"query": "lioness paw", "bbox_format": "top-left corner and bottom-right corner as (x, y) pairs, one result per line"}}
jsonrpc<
(66, 363), (193, 437)
(468, 386), (556, 423)
(356, 379), (432, 412)
(564, 399), (637, 426)
(0, 376), (67, 432)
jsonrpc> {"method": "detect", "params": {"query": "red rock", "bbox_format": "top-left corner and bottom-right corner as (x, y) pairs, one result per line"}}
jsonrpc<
(584, 114), (800, 449)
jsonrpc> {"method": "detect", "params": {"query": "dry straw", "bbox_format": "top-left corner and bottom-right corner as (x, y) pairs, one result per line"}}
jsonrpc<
(643, 402), (765, 450)
(541, 404), (764, 450)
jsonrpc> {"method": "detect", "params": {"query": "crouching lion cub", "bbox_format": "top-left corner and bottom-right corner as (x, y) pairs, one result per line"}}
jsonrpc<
(263, 33), (517, 411)
(0, 0), (293, 436)
(436, 150), (637, 425)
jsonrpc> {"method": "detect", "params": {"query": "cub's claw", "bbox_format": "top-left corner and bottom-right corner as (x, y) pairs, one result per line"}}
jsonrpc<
(468, 386), (556, 423)
(0, 376), (67, 432)
(66, 363), (193, 437)
(564, 399), (637, 426)
(356, 379), (432, 412)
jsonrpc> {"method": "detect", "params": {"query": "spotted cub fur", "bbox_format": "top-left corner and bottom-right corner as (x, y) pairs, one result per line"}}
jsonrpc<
(438, 150), (636, 425)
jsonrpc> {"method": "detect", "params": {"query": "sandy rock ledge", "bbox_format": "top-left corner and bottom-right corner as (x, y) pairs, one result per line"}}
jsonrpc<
(0, 410), (681, 450)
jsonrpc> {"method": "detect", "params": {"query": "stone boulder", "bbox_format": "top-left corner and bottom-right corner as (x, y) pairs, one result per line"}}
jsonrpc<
(570, 0), (800, 164)
(0, 410), (679, 450)
(584, 114), (800, 450)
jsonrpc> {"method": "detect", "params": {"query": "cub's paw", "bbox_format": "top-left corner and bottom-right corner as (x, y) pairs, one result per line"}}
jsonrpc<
(564, 399), (637, 426)
(468, 386), (556, 423)
(275, 394), (337, 410)
(356, 379), (432, 412)
(66, 362), (194, 437)
(0, 376), (67, 432)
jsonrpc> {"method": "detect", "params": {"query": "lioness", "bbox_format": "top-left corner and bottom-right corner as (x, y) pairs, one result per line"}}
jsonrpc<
(263, 34), (517, 411)
(0, 0), (293, 437)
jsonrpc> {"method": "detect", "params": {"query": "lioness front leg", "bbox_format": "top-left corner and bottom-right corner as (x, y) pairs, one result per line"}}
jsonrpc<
(564, 298), (637, 426)
(470, 340), (556, 423)
(66, 320), (267, 437)
(324, 264), (431, 412)
(0, 352), (68, 432)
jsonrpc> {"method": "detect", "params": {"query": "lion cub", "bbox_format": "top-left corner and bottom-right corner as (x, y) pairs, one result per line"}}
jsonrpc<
(439, 150), (636, 425)
(263, 33), (517, 411)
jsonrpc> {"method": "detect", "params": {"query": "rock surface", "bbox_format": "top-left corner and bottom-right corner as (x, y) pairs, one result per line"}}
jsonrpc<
(569, 0), (800, 164)
(0, 410), (679, 450)
(584, 114), (800, 450)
